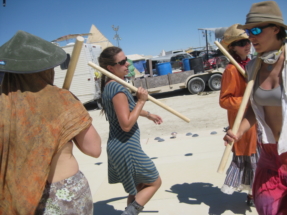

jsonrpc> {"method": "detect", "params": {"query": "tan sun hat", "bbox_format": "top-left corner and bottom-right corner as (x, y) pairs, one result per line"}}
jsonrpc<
(220, 24), (249, 50)
(238, 1), (287, 30)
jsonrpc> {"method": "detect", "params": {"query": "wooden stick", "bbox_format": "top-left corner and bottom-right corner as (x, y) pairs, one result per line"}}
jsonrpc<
(88, 62), (191, 123)
(217, 57), (261, 173)
(214, 41), (246, 78)
(62, 36), (84, 90)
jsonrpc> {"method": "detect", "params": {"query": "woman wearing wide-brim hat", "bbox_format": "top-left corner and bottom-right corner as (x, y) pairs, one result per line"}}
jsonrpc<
(224, 1), (287, 214)
(219, 24), (259, 207)
(0, 31), (101, 214)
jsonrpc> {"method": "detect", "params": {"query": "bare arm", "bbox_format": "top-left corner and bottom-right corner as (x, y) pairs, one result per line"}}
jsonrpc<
(237, 104), (257, 137)
(73, 125), (101, 158)
(224, 104), (256, 143)
(140, 109), (150, 118)
(140, 110), (163, 125)
(113, 87), (147, 132)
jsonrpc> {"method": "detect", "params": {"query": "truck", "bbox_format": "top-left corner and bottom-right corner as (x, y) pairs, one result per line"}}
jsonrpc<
(53, 42), (102, 106)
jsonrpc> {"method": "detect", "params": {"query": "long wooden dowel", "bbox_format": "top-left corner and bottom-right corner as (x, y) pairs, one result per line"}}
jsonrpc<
(62, 36), (84, 90)
(217, 57), (261, 173)
(88, 62), (191, 123)
(214, 41), (246, 78)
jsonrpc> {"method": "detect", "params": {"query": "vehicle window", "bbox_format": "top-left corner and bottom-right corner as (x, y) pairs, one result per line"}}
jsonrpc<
(176, 55), (184, 61)
(199, 52), (205, 57)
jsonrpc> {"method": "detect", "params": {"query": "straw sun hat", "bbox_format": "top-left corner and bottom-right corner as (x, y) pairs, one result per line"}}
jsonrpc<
(238, 1), (287, 30)
(220, 24), (249, 50)
(0, 30), (66, 74)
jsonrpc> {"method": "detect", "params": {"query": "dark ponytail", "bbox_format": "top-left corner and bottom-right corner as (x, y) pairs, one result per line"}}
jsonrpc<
(98, 46), (122, 114)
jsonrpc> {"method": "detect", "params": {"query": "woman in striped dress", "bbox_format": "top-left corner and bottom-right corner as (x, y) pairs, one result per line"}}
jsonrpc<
(98, 47), (162, 215)
(219, 24), (259, 206)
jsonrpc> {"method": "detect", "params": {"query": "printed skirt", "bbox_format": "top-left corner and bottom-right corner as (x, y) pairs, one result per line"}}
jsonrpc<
(35, 171), (93, 215)
(221, 146), (261, 195)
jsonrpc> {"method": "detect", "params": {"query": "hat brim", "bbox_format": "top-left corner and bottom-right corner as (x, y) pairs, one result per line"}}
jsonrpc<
(220, 35), (249, 50)
(0, 30), (67, 74)
(220, 40), (230, 51)
(238, 21), (287, 30)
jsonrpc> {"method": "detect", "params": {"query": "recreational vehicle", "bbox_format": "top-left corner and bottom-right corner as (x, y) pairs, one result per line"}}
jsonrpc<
(54, 42), (102, 105)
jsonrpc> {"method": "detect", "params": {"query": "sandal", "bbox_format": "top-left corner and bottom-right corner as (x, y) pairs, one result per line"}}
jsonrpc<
(246, 195), (255, 207)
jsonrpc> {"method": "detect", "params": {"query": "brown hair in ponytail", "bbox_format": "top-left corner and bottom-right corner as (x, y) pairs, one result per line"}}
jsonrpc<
(98, 46), (122, 114)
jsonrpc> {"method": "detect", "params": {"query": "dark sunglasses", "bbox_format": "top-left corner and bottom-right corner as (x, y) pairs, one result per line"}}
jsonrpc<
(112, 57), (128, 66)
(230, 39), (250, 47)
(245, 24), (275, 36)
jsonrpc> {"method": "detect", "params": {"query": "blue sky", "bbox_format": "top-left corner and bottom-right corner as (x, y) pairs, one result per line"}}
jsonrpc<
(0, 0), (286, 56)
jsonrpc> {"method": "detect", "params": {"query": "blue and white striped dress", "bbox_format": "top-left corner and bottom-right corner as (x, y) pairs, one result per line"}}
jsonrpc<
(102, 81), (159, 195)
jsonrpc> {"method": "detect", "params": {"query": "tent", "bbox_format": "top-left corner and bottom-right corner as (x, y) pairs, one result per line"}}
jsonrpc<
(87, 24), (113, 49)
(159, 50), (166, 56)
(126, 54), (146, 61)
(126, 54), (147, 74)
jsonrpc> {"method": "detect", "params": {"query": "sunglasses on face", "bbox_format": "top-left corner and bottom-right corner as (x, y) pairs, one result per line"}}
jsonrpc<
(230, 39), (251, 47)
(245, 24), (275, 36)
(112, 57), (128, 66)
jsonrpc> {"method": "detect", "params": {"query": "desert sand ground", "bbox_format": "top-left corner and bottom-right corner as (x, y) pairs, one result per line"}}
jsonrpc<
(88, 90), (228, 144)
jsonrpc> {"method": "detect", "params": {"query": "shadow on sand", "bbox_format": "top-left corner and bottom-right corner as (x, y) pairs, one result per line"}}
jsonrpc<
(93, 196), (126, 215)
(166, 182), (255, 215)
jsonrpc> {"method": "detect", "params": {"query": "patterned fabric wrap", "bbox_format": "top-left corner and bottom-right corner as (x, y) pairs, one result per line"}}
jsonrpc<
(221, 145), (260, 194)
(253, 143), (287, 215)
(102, 81), (159, 195)
(232, 53), (250, 70)
(0, 69), (92, 214)
(35, 171), (93, 215)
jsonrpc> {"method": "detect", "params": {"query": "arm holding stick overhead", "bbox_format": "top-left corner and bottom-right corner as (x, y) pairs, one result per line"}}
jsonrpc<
(88, 61), (190, 123)
(61, 36), (102, 158)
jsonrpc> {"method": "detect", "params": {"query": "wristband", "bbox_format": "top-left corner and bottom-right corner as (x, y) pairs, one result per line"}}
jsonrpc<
(147, 111), (150, 117)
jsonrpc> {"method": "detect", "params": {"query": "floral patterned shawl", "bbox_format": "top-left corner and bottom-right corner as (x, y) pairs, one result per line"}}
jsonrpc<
(0, 69), (92, 214)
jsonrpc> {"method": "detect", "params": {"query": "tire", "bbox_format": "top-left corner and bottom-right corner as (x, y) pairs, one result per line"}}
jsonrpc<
(187, 77), (205, 94)
(208, 74), (222, 91)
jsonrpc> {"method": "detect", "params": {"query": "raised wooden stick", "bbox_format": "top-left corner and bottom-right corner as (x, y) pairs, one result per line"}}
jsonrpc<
(217, 57), (261, 173)
(88, 62), (191, 123)
(62, 36), (84, 90)
(214, 41), (246, 78)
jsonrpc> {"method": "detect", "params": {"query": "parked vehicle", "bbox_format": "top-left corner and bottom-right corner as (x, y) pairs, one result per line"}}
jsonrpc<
(170, 53), (193, 70)
(133, 65), (224, 95)
(53, 42), (102, 106)
(198, 51), (228, 70)
(165, 49), (186, 55)
(151, 52), (193, 72)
